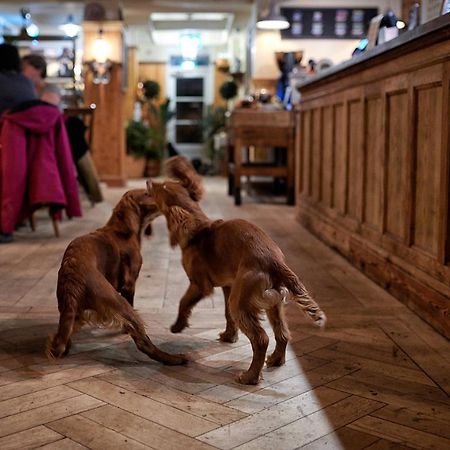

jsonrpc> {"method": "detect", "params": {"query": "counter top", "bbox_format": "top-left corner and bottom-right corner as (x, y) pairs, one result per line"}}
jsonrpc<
(296, 13), (450, 90)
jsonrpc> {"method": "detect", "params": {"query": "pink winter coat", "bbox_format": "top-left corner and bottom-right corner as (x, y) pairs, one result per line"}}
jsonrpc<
(0, 103), (82, 234)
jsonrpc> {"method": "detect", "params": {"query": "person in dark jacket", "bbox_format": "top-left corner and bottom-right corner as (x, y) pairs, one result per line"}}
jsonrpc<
(0, 44), (37, 118)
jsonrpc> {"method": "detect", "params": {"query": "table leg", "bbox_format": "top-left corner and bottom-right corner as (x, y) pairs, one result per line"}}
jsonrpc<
(234, 137), (242, 206)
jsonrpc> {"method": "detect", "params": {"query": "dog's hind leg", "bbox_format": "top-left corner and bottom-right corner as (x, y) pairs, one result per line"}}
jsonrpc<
(219, 286), (239, 343)
(229, 273), (269, 385)
(171, 283), (205, 333)
(266, 303), (290, 367)
(46, 306), (77, 359)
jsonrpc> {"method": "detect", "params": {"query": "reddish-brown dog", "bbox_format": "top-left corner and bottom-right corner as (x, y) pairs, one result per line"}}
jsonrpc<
(147, 157), (326, 384)
(46, 189), (187, 366)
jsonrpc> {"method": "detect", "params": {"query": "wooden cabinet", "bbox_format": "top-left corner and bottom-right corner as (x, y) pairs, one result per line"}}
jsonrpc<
(295, 16), (450, 338)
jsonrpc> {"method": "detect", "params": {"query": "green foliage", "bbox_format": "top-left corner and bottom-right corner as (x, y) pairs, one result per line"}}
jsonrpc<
(143, 80), (161, 100)
(203, 106), (226, 160)
(146, 98), (174, 160)
(219, 80), (238, 100)
(126, 120), (160, 160)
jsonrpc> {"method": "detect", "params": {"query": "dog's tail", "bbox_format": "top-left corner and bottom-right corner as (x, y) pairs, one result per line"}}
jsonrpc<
(274, 262), (326, 328)
(165, 156), (204, 201)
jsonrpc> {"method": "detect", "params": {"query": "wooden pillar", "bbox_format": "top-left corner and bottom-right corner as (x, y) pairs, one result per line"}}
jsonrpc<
(125, 46), (138, 122)
(83, 21), (126, 186)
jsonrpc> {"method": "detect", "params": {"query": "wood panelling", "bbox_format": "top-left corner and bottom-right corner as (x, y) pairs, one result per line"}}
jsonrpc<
(138, 63), (167, 101)
(321, 106), (334, 207)
(311, 108), (322, 202)
(84, 64), (126, 186)
(333, 103), (346, 214)
(413, 84), (443, 257)
(296, 19), (450, 338)
(364, 97), (383, 231)
(385, 90), (410, 242)
(301, 110), (312, 196)
(124, 46), (138, 122)
(347, 99), (364, 221)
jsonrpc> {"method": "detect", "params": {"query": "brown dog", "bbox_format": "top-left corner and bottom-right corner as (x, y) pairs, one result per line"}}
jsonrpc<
(147, 157), (326, 384)
(46, 189), (187, 366)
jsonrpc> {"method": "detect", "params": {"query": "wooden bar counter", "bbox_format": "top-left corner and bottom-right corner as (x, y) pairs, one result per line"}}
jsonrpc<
(295, 15), (450, 338)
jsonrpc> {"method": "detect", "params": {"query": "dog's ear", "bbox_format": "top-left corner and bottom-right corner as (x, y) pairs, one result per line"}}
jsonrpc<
(166, 206), (197, 247)
(111, 192), (141, 237)
(165, 156), (204, 201)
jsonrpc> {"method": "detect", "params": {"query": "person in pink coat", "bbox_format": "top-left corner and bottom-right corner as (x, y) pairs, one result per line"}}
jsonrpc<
(0, 101), (82, 243)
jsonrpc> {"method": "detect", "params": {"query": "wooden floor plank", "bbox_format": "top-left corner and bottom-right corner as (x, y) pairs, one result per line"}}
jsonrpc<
(48, 415), (152, 450)
(225, 360), (360, 414)
(0, 394), (104, 438)
(83, 405), (216, 450)
(234, 395), (384, 450)
(68, 377), (219, 437)
(197, 386), (349, 449)
(98, 369), (248, 425)
(0, 425), (62, 450)
(348, 415), (450, 450)
(38, 438), (89, 450)
(299, 426), (380, 450)
(0, 385), (82, 419)
(372, 405), (450, 440)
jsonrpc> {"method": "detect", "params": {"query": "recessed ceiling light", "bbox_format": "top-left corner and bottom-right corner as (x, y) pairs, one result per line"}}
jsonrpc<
(151, 13), (189, 21)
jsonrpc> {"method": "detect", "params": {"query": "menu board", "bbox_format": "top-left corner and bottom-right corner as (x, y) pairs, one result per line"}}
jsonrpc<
(280, 7), (379, 39)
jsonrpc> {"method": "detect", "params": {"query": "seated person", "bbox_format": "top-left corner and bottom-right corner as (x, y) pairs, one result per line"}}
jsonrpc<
(0, 44), (37, 118)
(41, 83), (62, 107)
(22, 53), (47, 96)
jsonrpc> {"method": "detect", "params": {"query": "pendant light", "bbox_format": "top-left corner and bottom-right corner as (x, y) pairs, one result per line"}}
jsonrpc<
(257, 0), (290, 30)
(59, 14), (80, 38)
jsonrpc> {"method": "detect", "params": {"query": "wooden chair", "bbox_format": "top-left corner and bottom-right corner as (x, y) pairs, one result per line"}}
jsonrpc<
(30, 104), (97, 237)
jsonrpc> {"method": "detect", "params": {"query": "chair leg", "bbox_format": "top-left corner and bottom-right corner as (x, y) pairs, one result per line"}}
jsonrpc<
(52, 217), (60, 237)
(29, 214), (36, 232)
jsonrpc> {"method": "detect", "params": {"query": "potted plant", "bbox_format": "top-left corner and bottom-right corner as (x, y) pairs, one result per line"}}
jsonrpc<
(141, 80), (175, 176)
(219, 80), (238, 109)
(125, 120), (159, 177)
(203, 105), (227, 174)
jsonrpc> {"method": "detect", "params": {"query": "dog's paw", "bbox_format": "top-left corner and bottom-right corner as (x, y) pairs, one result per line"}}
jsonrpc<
(235, 371), (262, 385)
(266, 353), (285, 368)
(170, 321), (187, 333)
(218, 330), (239, 343)
(166, 354), (189, 366)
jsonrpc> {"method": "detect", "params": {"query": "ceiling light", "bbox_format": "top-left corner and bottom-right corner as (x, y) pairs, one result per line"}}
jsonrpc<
(151, 13), (189, 21)
(257, 0), (290, 30)
(190, 13), (227, 21)
(92, 29), (110, 63)
(180, 33), (201, 61)
(26, 22), (40, 37)
(59, 14), (80, 38)
(20, 8), (40, 38)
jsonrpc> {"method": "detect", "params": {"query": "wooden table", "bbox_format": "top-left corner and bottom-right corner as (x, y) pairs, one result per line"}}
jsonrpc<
(227, 108), (295, 205)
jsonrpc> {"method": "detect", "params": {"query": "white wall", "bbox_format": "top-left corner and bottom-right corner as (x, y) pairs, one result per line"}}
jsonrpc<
(254, 0), (401, 79)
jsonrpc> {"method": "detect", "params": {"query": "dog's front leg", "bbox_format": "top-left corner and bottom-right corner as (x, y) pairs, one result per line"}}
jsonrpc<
(219, 286), (239, 343)
(171, 283), (204, 333)
(120, 260), (142, 307)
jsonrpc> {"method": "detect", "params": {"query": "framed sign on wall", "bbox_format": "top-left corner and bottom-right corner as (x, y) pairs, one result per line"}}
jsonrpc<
(280, 7), (379, 39)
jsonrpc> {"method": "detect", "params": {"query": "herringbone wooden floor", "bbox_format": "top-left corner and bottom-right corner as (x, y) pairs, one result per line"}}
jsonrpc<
(0, 178), (449, 450)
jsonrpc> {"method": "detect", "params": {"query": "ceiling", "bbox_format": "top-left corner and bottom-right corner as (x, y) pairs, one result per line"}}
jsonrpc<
(0, 0), (258, 34)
